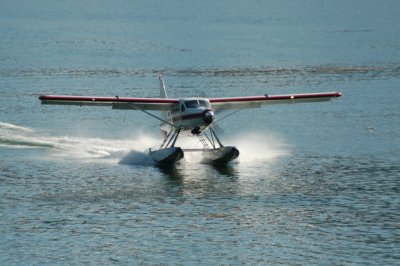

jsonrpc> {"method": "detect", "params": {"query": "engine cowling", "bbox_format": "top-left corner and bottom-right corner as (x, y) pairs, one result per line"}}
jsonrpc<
(203, 110), (214, 124)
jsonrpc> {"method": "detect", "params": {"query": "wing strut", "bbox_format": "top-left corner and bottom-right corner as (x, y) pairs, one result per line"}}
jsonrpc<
(216, 108), (244, 123)
(127, 103), (176, 128)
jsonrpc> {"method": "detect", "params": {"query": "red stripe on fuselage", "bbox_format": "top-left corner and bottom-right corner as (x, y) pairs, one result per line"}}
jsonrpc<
(173, 110), (210, 122)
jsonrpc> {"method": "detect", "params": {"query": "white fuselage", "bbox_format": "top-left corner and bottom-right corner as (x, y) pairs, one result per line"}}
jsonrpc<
(162, 98), (215, 134)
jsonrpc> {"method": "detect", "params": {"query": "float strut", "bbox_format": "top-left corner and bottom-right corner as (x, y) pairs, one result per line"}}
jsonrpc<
(170, 128), (181, 147)
(210, 127), (224, 148)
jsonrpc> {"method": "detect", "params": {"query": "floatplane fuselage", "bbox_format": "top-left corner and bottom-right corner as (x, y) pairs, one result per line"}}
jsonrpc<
(39, 75), (341, 164)
(147, 77), (238, 164)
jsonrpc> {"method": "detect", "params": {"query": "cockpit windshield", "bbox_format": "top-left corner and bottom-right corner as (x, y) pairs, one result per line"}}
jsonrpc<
(184, 100), (210, 108)
(199, 100), (210, 107)
(184, 100), (198, 108)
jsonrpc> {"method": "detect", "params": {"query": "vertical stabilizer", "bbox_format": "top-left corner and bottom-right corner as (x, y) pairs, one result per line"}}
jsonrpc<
(159, 74), (169, 137)
(159, 74), (168, 98)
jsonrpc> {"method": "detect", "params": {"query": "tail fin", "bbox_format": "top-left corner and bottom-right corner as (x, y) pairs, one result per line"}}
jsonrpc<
(159, 74), (167, 98)
(159, 74), (169, 136)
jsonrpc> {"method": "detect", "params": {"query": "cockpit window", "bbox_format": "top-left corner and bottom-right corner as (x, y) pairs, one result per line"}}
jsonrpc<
(199, 100), (210, 107)
(184, 100), (210, 108)
(185, 100), (198, 108)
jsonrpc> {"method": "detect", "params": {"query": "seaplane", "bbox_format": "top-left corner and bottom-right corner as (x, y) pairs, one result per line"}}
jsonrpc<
(39, 75), (341, 164)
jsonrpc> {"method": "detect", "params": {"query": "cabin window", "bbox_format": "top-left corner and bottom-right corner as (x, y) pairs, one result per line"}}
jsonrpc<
(181, 104), (185, 112)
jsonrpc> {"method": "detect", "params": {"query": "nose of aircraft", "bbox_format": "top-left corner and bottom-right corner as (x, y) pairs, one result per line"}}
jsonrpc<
(203, 110), (214, 124)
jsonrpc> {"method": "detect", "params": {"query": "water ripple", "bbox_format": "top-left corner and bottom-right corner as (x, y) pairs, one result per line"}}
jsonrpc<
(1, 65), (398, 80)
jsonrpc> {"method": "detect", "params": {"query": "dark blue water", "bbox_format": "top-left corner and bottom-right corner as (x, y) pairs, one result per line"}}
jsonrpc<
(1, 1), (399, 265)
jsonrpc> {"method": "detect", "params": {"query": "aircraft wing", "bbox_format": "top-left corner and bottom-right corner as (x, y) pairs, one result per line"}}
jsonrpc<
(39, 95), (179, 111)
(209, 92), (342, 111)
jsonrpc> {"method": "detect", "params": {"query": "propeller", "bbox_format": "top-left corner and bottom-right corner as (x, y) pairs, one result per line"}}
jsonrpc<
(196, 90), (227, 135)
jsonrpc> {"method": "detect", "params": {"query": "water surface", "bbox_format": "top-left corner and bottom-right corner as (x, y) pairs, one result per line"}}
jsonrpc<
(1, 0), (399, 265)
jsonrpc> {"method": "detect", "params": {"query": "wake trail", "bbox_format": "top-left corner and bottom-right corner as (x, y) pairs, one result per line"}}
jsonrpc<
(1, 122), (291, 165)
(0, 122), (33, 132)
(0, 121), (159, 164)
(0, 122), (53, 148)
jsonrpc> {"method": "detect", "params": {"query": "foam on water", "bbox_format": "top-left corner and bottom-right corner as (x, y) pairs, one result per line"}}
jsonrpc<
(227, 132), (291, 163)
